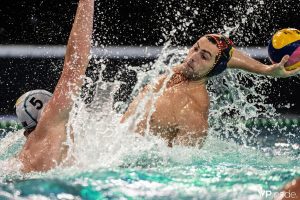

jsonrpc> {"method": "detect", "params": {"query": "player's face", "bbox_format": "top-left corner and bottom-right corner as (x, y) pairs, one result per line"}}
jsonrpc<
(183, 36), (219, 80)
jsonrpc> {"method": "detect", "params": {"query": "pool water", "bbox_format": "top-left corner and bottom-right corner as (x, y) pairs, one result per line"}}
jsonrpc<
(0, 121), (299, 200)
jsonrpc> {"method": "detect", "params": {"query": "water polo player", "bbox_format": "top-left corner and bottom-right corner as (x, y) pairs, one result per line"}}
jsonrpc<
(15, 0), (95, 172)
(121, 33), (300, 147)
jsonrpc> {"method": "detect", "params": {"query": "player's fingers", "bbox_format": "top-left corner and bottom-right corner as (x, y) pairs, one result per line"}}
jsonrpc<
(279, 55), (290, 68)
(285, 66), (300, 77)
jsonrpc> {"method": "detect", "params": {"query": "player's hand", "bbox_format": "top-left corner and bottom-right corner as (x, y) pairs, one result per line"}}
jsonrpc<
(268, 55), (300, 78)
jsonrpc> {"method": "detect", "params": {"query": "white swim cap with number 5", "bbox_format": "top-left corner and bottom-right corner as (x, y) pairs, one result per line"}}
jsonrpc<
(15, 90), (53, 130)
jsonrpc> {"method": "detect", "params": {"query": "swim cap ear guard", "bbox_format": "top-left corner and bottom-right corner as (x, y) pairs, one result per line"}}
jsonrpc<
(15, 90), (53, 130)
(205, 34), (235, 77)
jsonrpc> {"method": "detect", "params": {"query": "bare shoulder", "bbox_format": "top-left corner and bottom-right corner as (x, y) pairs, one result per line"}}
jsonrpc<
(19, 122), (67, 172)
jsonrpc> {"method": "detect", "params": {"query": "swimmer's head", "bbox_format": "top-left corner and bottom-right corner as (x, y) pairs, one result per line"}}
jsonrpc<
(183, 34), (234, 80)
(15, 90), (52, 136)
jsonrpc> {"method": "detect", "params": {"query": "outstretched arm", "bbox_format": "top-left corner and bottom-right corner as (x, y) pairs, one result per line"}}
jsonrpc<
(228, 49), (300, 78)
(17, 0), (94, 172)
(42, 0), (95, 124)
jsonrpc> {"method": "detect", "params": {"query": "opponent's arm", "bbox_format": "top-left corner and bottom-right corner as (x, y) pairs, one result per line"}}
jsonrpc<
(228, 49), (300, 78)
(43, 0), (95, 123)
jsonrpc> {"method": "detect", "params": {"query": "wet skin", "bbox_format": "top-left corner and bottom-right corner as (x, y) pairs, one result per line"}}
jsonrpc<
(17, 0), (94, 172)
(121, 36), (219, 147)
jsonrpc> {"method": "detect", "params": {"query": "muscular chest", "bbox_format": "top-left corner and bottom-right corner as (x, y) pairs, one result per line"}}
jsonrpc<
(138, 90), (183, 132)
(152, 94), (177, 123)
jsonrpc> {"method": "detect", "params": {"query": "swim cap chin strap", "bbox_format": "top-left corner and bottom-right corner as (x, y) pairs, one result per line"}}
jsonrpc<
(204, 34), (235, 78)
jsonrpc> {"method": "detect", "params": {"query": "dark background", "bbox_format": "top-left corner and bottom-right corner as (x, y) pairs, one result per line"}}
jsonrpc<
(0, 0), (300, 115)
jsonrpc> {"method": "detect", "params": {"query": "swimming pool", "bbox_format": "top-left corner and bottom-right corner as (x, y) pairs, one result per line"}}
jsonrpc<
(1, 115), (299, 200)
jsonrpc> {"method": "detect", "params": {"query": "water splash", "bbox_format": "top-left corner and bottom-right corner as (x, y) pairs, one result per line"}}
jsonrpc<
(0, 40), (295, 173)
(0, 1), (299, 199)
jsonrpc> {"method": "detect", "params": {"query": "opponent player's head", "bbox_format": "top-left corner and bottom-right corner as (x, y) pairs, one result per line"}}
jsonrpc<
(15, 90), (52, 137)
(183, 34), (234, 81)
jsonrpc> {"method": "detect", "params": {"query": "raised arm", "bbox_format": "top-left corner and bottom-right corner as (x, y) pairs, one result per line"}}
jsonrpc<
(43, 0), (95, 123)
(228, 49), (300, 78)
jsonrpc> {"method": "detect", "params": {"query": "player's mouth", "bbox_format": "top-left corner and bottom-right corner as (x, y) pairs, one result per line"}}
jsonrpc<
(185, 61), (194, 71)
